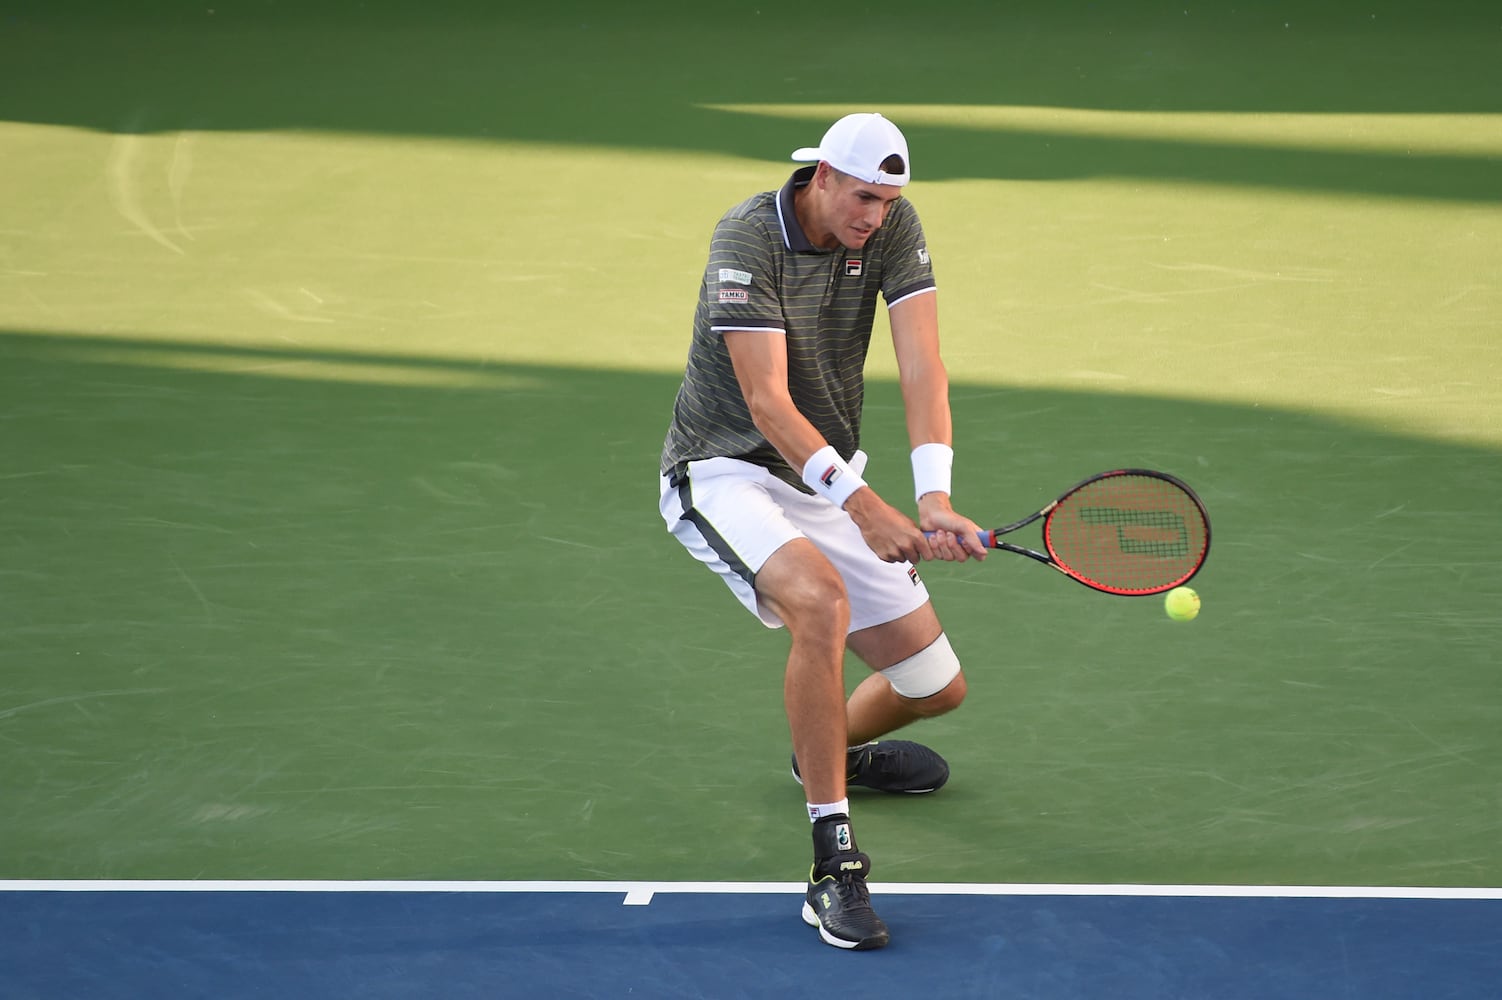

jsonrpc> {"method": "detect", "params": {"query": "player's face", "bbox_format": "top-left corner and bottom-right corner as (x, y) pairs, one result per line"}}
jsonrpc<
(816, 168), (904, 250)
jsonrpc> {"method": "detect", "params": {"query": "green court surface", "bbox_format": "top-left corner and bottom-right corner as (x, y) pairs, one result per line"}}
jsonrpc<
(2, 1), (1499, 890)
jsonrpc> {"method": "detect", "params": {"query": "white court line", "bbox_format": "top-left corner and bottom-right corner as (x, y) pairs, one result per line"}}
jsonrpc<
(2, 881), (1500, 904)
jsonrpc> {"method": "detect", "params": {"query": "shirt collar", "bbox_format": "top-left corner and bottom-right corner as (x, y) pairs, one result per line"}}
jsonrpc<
(775, 166), (821, 252)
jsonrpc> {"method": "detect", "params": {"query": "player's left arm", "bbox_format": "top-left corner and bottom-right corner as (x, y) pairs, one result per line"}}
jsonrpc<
(889, 292), (986, 560)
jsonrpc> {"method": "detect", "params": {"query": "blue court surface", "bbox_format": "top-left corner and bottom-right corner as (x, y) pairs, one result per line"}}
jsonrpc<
(4, 881), (1499, 999)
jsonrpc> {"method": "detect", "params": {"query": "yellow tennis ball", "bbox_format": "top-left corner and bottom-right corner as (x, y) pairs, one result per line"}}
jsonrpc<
(1164, 586), (1200, 621)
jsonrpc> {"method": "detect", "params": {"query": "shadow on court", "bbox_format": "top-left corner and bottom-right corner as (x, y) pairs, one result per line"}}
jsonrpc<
(1, 0), (1499, 203)
(3, 328), (1500, 889)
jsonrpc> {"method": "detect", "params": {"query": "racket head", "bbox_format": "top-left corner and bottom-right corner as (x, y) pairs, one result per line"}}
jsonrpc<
(1041, 469), (1210, 595)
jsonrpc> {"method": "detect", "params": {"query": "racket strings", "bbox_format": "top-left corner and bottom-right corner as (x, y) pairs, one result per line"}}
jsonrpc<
(1045, 474), (1208, 593)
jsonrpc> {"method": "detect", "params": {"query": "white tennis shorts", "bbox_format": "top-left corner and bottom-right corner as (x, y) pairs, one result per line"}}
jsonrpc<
(658, 452), (931, 631)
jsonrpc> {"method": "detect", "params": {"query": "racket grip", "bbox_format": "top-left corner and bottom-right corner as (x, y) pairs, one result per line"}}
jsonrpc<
(923, 530), (997, 548)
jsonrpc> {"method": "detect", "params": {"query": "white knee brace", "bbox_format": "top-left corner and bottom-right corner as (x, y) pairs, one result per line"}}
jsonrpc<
(880, 632), (962, 699)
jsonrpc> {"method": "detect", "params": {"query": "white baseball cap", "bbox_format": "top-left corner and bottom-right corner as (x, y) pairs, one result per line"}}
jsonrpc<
(791, 113), (911, 186)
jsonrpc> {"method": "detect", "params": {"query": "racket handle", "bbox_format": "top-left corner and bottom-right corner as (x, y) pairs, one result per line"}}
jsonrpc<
(923, 530), (997, 548)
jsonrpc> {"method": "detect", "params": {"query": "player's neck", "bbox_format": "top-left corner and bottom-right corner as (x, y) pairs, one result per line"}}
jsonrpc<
(793, 184), (840, 251)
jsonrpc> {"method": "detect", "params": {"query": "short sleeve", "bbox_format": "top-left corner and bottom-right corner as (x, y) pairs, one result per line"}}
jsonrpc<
(705, 215), (786, 332)
(878, 200), (936, 307)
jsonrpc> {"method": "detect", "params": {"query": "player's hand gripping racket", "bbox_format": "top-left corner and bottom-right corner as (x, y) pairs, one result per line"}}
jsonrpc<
(933, 469), (1210, 595)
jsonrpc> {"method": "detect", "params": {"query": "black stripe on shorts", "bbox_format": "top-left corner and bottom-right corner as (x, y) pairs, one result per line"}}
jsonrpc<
(675, 475), (756, 587)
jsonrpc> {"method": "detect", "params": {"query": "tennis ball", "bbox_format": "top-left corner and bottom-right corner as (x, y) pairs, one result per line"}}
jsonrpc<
(1164, 586), (1200, 622)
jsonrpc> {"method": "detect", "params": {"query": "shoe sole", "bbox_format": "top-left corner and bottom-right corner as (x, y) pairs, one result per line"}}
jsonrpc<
(790, 767), (943, 794)
(800, 901), (890, 950)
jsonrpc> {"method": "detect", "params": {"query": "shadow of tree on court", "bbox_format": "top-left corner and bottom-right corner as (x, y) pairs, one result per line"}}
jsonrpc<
(3, 328), (1499, 886)
(1, 0), (1499, 202)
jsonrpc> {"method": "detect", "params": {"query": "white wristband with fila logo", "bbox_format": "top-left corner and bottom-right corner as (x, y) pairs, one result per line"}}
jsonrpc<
(911, 442), (954, 501)
(802, 445), (867, 508)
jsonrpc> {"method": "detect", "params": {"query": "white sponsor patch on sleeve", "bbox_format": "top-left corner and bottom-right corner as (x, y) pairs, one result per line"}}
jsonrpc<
(718, 268), (753, 285)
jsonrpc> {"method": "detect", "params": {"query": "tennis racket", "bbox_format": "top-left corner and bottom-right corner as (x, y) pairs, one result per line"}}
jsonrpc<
(933, 469), (1210, 595)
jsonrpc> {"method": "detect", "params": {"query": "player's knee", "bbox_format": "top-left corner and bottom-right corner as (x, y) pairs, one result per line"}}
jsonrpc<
(880, 632), (965, 715)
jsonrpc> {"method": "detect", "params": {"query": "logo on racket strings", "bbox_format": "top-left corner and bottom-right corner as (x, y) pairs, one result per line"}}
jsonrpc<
(1078, 507), (1192, 557)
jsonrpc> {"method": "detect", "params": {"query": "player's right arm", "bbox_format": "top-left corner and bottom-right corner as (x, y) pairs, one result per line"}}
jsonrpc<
(722, 330), (934, 565)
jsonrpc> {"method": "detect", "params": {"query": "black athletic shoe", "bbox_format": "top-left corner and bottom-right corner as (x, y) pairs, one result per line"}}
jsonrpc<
(802, 851), (889, 950)
(791, 740), (950, 794)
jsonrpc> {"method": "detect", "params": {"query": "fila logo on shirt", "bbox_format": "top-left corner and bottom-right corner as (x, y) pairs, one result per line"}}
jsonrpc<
(845, 259), (863, 277)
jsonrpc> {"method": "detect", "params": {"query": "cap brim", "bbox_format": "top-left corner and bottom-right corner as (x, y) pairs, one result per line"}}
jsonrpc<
(790, 146), (824, 162)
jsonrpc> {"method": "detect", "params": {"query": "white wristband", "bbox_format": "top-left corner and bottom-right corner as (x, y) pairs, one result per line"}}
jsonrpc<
(802, 445), (867, 508)
(911, 442), (954, 501)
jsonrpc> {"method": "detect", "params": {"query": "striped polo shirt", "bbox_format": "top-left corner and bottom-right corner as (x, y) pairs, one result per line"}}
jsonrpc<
(660, 166), (937, 491)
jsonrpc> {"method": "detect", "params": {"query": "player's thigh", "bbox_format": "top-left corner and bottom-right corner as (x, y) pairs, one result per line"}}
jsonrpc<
(849, 603), (967, 707)
(754, 536), (849, 634)
(846, 602), (944, 671)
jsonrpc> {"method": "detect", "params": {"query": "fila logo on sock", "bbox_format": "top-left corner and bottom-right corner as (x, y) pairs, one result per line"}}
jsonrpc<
(835, 823), (852, 851)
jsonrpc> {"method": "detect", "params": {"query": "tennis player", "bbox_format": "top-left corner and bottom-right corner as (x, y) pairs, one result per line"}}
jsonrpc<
(658, 112), (987, 950)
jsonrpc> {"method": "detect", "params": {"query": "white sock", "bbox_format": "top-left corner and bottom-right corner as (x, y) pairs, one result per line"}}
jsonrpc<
(807, 798), (850, 823)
